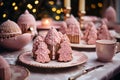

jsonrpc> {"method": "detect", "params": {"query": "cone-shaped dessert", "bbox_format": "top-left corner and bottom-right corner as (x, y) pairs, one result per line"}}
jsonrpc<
(17, 10), (37, 36)
(104, 6), (117, 22)
(45, 27), (61, 60)
(83, 22), (97, 45)
(65, 15), (83, 44)
(97, 21), (112, 40)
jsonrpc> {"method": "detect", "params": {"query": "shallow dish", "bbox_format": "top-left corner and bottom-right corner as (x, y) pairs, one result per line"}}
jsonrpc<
(18, 51), (88, 68)
(71, 40), (95, 48)
(10, 65), (30, 80)
(0, 33), (32, 50)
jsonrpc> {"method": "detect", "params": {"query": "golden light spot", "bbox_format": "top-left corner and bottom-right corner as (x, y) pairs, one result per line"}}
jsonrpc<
(2, 13), (7, 18)
(12, 2), (16, 6)
(52, 7), (56, 12)
(32, 8), (36, 13)
(27, 4), (33, 9)
(56, 10), (61, 14)
(55, 16), (60, 20)
(14, 6), (18, 10)
(0, 2), (4, 6)
(35, 0), (39, 4)
(98, 2), (103, 8)
(61, 8), (63, 12)
(48, 1), (54, 5)
(91, 4), (96, 9)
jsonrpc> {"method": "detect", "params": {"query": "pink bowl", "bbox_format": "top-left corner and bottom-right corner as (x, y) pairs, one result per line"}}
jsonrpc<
(0, 33), (33, 50)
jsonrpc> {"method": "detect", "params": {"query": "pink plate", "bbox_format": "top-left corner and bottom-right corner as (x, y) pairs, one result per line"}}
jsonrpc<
(10, 65), (30, 80)
(71, 40), (95, 48)
(18, 51), (88, 68)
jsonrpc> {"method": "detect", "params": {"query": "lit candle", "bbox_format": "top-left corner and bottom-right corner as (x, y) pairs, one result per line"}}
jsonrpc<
(79, 0), (85, 12)
(41, 18), (52, 28)
(64, 0), (71, 9)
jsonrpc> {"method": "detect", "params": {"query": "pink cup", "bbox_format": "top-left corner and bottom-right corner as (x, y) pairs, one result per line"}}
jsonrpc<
(96, 40), (117, 62)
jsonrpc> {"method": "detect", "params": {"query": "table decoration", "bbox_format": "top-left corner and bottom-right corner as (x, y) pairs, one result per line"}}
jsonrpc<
(79, 0), (85, 12)
(0, 20), (33, 50)
(17, 10), (37, 36)
(36, 20), (61, 29)
(41, 17), (53, 28)
(63, 0), (71, 19)
(18, 50), (88, 68)
(78, 0), (86, 29)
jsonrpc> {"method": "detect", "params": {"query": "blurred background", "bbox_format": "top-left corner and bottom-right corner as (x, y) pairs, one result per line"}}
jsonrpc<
(0, 0), (117, 24)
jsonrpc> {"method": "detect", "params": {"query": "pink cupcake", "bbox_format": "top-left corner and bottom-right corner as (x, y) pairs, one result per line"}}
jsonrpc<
(17, 10), (37, 36)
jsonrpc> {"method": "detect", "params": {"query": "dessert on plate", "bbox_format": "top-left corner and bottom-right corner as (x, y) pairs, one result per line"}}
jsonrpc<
(0, 20), (33, 50)
(32, 27), (73, 63)
(65, 15), (83, 44)
(83, 22), (97, 45)
(17, 10), (37, 36)
(97, 21), (112, 40)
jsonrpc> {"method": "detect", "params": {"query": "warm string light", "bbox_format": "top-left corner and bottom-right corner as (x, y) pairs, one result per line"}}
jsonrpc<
(27, 4), (33, 9)
(12, 2), (16, 6)
(32, 8), (36, 13)
(0, 2), (4, 6)
(98, 2), (103, 8)
(52, 7), (56, 12)
(0, 0), (104, 21)
(34, 0), (39, 5)
(55, 16), (60, 20)
(14, 6), (18, 10)
(2, 13), (7, 18)
(49, 1), (54, 5)
(48, 0), (63, 20)
(90, 2), (103, 9)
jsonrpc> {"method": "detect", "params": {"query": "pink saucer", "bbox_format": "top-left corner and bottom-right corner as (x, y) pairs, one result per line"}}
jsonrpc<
(10, 65), (30, 80)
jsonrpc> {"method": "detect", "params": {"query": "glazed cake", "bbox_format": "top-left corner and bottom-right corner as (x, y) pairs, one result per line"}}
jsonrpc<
(0, 56), (11, 80)
(33, 27), (72, 63)
(65, 15), (83, 44)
